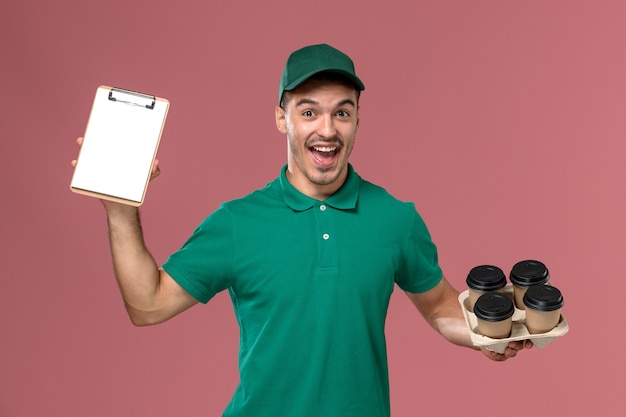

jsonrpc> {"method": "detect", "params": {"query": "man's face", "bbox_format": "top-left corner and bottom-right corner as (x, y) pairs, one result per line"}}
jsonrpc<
(275, 79), (359, 200)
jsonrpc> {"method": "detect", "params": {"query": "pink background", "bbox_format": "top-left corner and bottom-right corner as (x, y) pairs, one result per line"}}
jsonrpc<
(2, 1), (624, 416)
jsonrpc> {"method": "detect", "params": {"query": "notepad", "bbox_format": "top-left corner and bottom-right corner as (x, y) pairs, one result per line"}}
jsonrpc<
(70, 86), (170, 206)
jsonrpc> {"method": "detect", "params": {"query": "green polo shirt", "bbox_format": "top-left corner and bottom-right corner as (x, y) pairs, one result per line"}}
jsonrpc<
(163, 164), (442, 417)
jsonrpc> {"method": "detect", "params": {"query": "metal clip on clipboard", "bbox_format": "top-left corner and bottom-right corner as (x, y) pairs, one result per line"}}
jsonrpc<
(108, 87), (156, 109)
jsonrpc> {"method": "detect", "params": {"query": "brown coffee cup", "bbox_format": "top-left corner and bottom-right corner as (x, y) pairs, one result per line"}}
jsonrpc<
(509, 260), (550, 309)
(474, 292), (515, 339)
(466, 265), (507, 311)
(523, 284), (564, 334)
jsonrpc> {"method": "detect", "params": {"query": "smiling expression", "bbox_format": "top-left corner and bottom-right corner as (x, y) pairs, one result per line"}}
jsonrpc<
(275, 78), (360, 200)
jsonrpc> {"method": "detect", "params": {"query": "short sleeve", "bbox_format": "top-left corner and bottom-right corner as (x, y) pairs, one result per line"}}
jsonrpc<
(162, 205), (234, 303)
(395, 204), (443, 293)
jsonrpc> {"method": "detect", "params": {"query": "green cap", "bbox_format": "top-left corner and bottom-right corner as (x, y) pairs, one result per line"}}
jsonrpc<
(278, 44), (365, 105)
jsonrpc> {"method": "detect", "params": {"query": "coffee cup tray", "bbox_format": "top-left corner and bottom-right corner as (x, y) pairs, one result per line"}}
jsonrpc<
(459, 285), (569, 354)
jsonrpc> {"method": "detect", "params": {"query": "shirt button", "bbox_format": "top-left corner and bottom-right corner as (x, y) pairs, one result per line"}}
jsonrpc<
(322, 233), (330, 240)
(320, 205), (327, 211)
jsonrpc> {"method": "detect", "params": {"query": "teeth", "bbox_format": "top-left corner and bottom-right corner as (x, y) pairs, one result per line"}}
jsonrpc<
(312, 146), (337, 152)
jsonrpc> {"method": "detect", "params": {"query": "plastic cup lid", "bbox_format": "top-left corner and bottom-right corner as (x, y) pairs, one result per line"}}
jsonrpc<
(523, 284), (564, 311)
(474, 292), (515, 322)
(466, 265), (507, 291)
(509, 260), (549, 287)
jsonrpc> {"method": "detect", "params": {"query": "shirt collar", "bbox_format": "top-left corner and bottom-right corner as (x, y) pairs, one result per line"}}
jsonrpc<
(278, 164), (360, 211)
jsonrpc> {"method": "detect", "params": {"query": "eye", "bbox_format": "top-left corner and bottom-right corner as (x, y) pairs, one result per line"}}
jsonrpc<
(302, 110), (315, 117)
(336, 110), (350, 117)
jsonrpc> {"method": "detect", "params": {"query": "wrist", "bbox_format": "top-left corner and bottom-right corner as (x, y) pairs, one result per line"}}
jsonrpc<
(102, 200), (139, 221)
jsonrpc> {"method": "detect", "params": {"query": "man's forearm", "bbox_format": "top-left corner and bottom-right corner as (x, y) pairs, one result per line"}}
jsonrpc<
(104, 204), (162, 322)
(406, 278), (478, 349)
(432, 315), (478, 349)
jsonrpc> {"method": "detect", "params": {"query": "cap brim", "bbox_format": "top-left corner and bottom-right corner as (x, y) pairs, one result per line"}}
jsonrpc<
(283, 69), (365, 92)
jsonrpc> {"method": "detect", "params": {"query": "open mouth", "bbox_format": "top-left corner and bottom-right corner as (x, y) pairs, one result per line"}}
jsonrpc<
(309, 145), (339, 166)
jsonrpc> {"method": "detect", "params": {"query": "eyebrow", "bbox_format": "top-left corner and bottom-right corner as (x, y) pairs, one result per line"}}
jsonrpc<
(295, 98), (357, 108)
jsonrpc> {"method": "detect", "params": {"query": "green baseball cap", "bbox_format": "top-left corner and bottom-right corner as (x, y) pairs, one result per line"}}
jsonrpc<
(278, 43), (365, 105)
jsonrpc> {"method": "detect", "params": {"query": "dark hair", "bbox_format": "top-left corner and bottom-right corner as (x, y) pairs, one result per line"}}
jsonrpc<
(280, 71), (361, 108)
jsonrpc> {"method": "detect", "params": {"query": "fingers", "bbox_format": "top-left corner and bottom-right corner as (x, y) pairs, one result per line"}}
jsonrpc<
(71, 137), (83, 167)
(150, 159), (161, 180)
(508, 340), (533, 352)
(503, 347), (518, 359)
(481, 347), (507, 362)
(481, 339), (533, 362)
(501, 341), (526, 359)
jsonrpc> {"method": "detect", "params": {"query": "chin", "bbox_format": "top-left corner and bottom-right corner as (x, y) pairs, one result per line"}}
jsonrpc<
(310, 167), (343, 186)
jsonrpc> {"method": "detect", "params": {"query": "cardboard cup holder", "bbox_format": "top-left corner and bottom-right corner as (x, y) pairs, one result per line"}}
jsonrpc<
(459, 284), (569, 354)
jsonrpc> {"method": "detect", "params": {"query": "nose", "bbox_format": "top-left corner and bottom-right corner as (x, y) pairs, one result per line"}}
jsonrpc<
(317, 114), (337, 139)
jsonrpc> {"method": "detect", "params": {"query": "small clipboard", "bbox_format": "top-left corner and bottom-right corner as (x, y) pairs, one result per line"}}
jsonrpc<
(70, 86), (170, 206)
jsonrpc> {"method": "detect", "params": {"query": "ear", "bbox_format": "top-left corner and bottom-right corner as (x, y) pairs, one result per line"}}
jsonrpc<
(275, 106), (287, 134)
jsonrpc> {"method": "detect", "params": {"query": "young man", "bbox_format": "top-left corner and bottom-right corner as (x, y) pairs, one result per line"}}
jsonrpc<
(73, 44), (531, 417)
